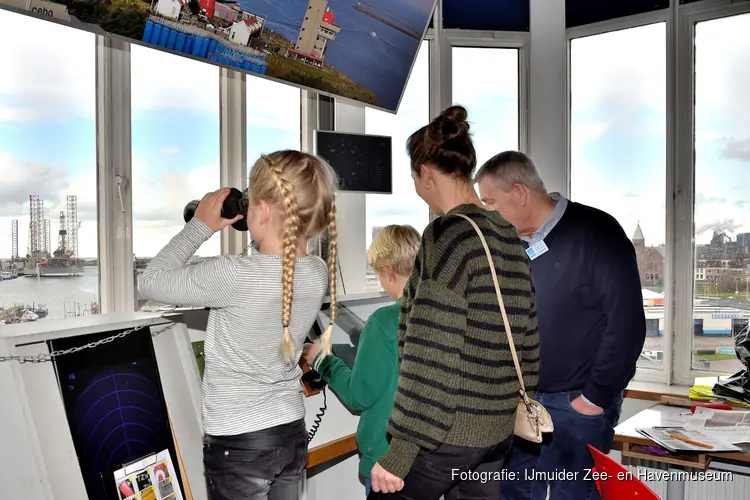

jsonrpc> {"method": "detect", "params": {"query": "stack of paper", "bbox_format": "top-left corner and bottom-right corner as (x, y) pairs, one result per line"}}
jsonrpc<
(636, 427), (741, 453)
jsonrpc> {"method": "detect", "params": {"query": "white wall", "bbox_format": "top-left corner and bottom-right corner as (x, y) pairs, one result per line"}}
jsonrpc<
(331, 100), (367, 296)
(529, 0), (568, 195)
(304, 98), (369, 497)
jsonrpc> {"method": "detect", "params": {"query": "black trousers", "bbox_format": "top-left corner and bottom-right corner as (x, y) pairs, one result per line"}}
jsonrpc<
(203, 419), (307, 500)
(367, 436), (513, 500)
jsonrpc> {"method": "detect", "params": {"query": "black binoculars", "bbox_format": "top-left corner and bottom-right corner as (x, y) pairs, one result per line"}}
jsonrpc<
(183, 187), (249, 232)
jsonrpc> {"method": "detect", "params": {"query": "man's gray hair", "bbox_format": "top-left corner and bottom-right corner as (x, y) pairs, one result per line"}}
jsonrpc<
(474, 151), (547, 194)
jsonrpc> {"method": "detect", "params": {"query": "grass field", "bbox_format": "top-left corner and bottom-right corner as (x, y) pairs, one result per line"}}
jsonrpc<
(257, 31), (380, 106)
(266, 54), (380, 107)
(694, 353), (737, 361)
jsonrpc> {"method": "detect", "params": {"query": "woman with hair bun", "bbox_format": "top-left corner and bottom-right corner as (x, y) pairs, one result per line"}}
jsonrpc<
(368, 106), (540, 499)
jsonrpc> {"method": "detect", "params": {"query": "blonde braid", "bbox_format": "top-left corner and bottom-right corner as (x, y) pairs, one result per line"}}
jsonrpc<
(320, 195), (337, 356)
(263, 155), (301, 363)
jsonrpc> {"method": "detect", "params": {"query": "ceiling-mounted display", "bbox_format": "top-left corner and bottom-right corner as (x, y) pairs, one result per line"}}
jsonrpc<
(0, 0), (436, 113)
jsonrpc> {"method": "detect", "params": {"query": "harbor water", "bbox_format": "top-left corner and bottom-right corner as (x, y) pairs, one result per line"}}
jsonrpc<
(0, 267), (100, 321)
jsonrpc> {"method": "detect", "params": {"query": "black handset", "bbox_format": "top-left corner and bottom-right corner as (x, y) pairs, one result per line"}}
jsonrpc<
(300, 337), (328, 396)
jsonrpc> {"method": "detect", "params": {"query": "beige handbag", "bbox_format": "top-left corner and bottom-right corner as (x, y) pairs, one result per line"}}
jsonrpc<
(455, 214), (554, 444)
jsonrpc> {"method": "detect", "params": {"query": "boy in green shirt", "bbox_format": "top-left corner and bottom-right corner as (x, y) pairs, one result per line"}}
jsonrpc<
(302, 224), (421, 497)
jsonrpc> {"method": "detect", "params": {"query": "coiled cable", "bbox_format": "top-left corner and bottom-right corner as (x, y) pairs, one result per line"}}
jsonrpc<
(307, 387), (327, 444)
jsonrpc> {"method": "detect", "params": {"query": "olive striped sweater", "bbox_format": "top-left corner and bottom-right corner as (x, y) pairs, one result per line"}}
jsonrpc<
(377, 204), (540, 479)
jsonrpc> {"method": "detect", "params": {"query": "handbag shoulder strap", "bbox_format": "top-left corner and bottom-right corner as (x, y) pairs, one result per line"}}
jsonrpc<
(454, 213), (529, 400)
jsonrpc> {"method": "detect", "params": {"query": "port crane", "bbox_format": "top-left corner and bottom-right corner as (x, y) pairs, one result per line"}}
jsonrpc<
(352, 1), (422, 40)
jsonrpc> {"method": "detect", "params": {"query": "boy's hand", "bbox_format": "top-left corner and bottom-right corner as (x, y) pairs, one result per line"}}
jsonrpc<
(302, 342), (322, 367)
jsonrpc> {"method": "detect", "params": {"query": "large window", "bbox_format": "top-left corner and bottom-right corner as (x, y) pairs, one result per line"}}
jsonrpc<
(451, 47), (519, 167)
(692, 13), (749, 374)
(0, 11), (98, 322)
(365, 41), (430, 245)
(570, 23), (667, 370)
(131, 46), (220, 310)
(246, 78), (301, 163)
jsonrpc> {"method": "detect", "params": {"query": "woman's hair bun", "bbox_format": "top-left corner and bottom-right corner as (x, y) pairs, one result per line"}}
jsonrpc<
(426, 105), (469, 145)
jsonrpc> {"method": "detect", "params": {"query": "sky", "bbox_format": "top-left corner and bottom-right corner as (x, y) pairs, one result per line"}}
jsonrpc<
(365, 43), (519, 246)
(571, 16), (750, 248)
(1, 9), (749, 260)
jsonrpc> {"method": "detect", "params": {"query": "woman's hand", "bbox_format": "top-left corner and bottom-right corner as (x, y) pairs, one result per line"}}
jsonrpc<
(302, 342), (322, 367)
(194, 188), (244, 233)
(370, 462), (404, 493)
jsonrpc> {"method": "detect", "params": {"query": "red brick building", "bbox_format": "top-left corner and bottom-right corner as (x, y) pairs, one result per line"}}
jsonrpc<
(632, 222), (664, 286)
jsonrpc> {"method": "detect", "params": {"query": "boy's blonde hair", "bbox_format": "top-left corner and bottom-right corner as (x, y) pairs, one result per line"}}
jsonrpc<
(249, 150), (338, 363)
(367, 225), (421, 277)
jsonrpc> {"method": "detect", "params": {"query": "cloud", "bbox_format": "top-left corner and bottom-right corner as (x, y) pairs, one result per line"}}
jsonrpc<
(164, 147), (180, 154)
(0, 9), (301, 124)
(0, 11), (95, 123)
(0, 152), (97, 258)
(0, 151), (221, 259)
(570, 23), (666, 114)
(721, 138), (750, 162)
(0, 153), (71, 216)
(452, 47), (519, 106)
(696, 219), (743, 237)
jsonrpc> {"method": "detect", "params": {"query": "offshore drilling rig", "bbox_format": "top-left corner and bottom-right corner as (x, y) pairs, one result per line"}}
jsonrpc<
(22, 194), (83, 277)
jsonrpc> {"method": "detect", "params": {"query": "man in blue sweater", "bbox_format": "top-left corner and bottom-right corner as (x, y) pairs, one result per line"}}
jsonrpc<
(476, 151), (646, 500)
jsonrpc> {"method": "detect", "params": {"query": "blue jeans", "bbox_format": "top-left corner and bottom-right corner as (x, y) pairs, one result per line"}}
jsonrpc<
(503, 391), (623, 500)
(365, 479), (371, 496)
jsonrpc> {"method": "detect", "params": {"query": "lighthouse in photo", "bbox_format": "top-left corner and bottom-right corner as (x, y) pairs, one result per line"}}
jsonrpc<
(286, 0), (341, 68)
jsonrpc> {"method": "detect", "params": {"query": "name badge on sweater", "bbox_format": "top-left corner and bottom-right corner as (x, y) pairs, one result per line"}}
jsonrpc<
(526, 240), (549, 260)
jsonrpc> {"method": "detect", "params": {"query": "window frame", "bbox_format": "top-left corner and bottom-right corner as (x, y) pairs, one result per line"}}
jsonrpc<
(673, 0), (750, 385)
(565, 0), (750, 386)
(442, 29), (530, 155)
(567, 9), (672, 385)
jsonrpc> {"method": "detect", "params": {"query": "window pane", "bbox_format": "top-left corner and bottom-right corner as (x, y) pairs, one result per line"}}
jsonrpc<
(451, 47), (519, 167)
(570, 23), (667, 370)
(693, 14), (750, 374)
(0, 11), (98, 321)
(365, 41), (430, 289)
(246, 79), (300, 163)
(131, 46), (220, 310)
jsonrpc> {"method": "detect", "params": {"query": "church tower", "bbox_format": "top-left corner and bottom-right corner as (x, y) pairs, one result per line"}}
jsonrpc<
(633, 222), (645, 254)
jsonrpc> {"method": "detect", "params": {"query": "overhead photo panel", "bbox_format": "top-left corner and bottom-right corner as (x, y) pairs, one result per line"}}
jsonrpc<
(0, 0), (436, 113)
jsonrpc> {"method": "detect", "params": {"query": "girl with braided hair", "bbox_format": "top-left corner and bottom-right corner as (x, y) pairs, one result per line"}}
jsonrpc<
(139, 150), (338, 500)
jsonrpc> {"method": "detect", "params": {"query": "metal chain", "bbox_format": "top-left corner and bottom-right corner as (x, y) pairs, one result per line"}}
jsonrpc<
(0, 311), (176, 364)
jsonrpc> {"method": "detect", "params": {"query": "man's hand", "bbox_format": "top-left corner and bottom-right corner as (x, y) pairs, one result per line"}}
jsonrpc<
(302, 342), (322, 367)
(571, 395), (603, 416)
(370, 462), (404, 494)
(194, 188), (244, 233)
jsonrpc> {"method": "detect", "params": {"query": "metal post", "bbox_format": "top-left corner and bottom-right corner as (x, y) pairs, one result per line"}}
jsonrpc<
(96, 35), (134, 313)
(219, 68), (248, 256)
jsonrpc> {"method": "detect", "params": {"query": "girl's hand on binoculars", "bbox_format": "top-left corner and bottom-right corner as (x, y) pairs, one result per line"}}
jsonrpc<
(195, 188), (244, 233)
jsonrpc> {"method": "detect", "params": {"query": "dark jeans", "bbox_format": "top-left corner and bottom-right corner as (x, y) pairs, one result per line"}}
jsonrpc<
(203, 419), (307, 500)
(503, 391), (623, 500)
(367, 436), (513, 500)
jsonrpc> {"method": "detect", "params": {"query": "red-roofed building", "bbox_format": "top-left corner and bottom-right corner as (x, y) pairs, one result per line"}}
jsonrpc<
(230, 16), (264, 46)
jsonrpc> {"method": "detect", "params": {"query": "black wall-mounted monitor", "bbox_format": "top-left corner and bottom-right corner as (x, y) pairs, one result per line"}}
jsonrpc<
(315, 131), (393, 194)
